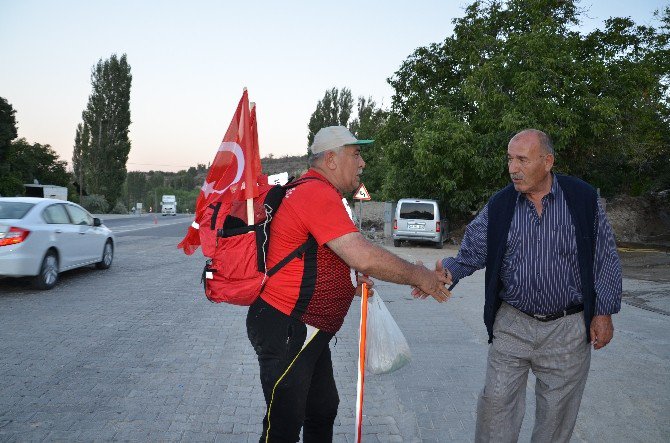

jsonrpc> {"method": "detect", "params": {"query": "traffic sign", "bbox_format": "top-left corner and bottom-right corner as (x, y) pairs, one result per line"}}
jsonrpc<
(354, 183), (371, 201)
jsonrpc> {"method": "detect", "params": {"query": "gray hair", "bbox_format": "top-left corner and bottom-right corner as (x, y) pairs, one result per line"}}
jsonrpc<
(512, 129), (555, 156)
(308, 145), (345, 167)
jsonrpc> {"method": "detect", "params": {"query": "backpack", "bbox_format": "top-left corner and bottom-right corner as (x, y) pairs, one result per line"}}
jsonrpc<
(200, 176), (319, 305)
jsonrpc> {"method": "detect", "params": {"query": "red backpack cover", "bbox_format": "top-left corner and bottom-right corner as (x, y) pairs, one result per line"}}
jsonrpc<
(200, 177), (317, 305)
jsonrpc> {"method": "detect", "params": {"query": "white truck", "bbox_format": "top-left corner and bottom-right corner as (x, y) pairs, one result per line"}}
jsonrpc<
(24, 184), (68, 200)
(161, 195), (177, 216)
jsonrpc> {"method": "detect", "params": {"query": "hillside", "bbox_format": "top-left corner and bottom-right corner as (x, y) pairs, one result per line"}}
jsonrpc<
(189, 154), (308, 189)
(261, 154), (309, 179)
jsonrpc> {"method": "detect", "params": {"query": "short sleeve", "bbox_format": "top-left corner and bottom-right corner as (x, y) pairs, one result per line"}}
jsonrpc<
(283, 183), (358, 246)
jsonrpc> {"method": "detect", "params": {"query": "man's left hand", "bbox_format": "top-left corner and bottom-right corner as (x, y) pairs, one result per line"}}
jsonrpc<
(590, 315), (614, 350)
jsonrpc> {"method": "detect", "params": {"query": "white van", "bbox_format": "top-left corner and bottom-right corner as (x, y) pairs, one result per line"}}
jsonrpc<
(392, 199), (448, 248)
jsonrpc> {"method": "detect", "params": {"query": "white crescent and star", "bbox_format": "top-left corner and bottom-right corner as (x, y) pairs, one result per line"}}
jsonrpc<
(201, 141), (246, 198)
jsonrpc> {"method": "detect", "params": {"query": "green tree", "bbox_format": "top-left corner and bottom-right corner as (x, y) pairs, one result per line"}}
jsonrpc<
(73, 53), (132, 207)
(3, 138), (70, 196)
(0, 96), (18, 166)
(349, 97), (389, 194)
(123, 165), (206, 214)
(72, 122), (90, 200)
(125, 171), (147, 209)
(383, 0), (670, 218)
(0, 97), (19, 195)
(307, 87), (354, 146)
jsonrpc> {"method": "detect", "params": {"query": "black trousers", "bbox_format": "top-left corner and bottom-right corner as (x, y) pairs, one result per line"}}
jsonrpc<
(247, 297), (339, 443)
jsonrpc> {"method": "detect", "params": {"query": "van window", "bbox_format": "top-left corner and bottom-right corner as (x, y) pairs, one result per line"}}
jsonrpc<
(399, 203), (434, 220)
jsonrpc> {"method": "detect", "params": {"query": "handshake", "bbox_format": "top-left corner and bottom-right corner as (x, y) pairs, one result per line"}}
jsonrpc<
(411, 259), (453, 302)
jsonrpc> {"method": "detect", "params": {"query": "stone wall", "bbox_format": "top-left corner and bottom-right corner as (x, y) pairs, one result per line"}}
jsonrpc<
(352, 200), (386, 230)
(605, 194), (670, 245)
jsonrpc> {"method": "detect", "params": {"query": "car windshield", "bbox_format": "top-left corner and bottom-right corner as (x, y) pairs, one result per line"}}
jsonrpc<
(0, 202), (35, 219)
(399, 203), (434, 220)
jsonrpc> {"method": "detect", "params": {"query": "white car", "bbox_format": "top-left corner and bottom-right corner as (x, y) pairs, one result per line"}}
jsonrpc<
(0, 197), (115, 289)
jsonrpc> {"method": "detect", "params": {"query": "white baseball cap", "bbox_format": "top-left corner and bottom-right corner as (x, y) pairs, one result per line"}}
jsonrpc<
(309, 126), (373, 154)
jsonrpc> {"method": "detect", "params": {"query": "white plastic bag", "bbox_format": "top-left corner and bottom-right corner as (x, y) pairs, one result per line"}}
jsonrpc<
(365, 292), (411, 374)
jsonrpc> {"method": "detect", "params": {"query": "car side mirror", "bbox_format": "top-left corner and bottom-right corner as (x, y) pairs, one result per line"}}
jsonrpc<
(93, 218), (102, 227)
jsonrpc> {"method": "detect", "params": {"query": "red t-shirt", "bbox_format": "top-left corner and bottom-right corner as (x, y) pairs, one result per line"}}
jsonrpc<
(261, 170), (359, 333)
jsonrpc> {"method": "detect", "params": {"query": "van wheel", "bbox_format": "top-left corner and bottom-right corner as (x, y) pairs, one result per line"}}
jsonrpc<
(434, 238), (444, 249)
(393, 240), (401, 247)
(33, 251), (59, 290)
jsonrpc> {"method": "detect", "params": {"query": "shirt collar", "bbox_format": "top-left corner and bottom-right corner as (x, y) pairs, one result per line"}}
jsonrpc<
(548, 173), (559, 200)
(515, 173), (557, 203)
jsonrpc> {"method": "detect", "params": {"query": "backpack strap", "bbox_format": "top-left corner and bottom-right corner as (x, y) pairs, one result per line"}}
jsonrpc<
(215, 177), (323, 238)
(266, 235), (317, 277)
(209, 202), (222, 230)
(217, 224), (255, 238)
(284, 174), (327, 190)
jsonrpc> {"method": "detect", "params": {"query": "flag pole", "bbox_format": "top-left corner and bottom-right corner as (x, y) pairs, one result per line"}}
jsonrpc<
(355, 280), (370, 442)
(247, 96), (255, 226)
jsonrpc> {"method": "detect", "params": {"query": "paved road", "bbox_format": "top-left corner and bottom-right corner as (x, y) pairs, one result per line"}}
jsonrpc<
(0, 219), (668, 442)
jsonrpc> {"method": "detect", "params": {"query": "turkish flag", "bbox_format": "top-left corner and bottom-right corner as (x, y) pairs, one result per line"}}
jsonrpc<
(178, 89), (260, 255)
(247, 103), (262, 199)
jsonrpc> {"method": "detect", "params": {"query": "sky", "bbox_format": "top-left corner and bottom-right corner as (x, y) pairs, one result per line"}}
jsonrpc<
(1, 0), (667, 173)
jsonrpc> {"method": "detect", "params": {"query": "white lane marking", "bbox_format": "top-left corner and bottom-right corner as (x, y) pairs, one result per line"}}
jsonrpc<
(109, 218), (191, 234)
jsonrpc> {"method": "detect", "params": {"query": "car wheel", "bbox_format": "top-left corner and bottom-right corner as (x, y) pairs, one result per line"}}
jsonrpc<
(33, 250), (59, 290)
(393, 239), (401, 247)
(96, 240), (114, 270)
(434, 238), (444, 249)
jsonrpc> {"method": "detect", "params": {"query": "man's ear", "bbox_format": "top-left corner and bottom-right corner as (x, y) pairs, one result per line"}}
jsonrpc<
(545, 153), (555, 172)
(326, 150), (338, 170)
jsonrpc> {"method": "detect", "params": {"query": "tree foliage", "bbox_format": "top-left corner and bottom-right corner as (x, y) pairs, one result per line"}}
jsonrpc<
(0, 96), (18, 166)
(382, 0), (670, 218)
(1, 138), (70, 196)
(80, 194), (110, 214)
(306, 89), (390, 191)
(349, 97), (389, 193)
(307, 87), (354, 146)
(122, 165), (208, 213)
(0, 97), (71, 197)
(73, 53), (132, 208)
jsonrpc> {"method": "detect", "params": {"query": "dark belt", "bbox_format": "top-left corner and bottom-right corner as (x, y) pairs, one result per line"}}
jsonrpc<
(523, 304), (584, 322)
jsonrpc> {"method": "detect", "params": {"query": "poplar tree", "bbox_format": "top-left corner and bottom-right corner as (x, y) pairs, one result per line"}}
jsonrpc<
(73, 53), (132, 206)
(307, 87), (353, 146)
(0, 97), (18, 166)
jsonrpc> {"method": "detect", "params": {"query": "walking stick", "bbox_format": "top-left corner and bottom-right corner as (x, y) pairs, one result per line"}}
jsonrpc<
(355, 281), (370, 443)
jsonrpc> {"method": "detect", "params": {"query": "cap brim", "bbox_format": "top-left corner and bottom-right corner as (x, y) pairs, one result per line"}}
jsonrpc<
(349, 139), (374, 145)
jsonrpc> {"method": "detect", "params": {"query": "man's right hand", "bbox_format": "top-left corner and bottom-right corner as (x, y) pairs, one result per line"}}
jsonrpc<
(411, 260), (452, 302)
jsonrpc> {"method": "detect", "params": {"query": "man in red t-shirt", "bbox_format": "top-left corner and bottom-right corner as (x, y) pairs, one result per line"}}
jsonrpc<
(247, 126), (452, 442)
